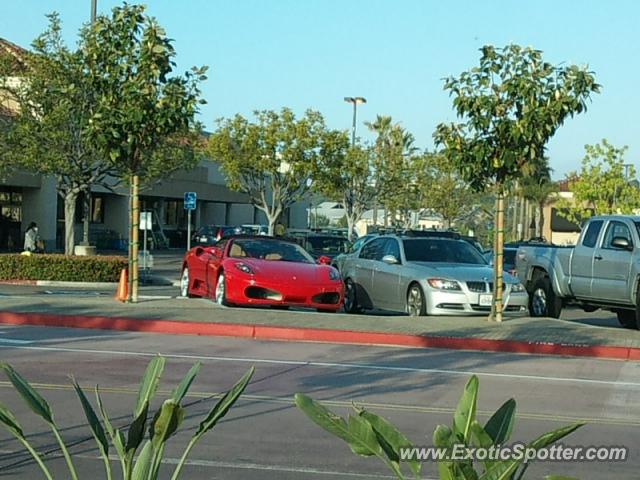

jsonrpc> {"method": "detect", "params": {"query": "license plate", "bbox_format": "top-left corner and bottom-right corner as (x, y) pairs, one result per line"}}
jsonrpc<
(479, 294), (493, 306)
(200, 236), (207, 242)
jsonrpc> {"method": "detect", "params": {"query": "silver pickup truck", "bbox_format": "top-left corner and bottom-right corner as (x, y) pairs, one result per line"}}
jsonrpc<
(516, 215), (640, 329)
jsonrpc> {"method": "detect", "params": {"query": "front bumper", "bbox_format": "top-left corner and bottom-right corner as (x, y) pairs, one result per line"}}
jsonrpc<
(224, 271), (344, 310)
(423, 282), (529, 316)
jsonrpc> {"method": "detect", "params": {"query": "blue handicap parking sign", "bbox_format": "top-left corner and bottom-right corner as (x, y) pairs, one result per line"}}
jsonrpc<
(184, 191), (197, 210)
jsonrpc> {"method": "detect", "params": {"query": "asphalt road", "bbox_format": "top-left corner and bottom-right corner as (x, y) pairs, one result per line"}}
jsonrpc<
(0, 323), (637, 480)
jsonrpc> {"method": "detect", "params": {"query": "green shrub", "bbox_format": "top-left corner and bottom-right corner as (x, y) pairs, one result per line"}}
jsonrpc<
(0, 357), (254, 480)
(0, 254), (128, 282)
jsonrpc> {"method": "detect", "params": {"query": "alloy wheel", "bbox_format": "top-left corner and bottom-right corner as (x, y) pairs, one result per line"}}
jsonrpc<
(407, 286), (424, 317)
(215, 273), (226, 305)
(532, 287), (547, 316)
(180, 268), (189, 297)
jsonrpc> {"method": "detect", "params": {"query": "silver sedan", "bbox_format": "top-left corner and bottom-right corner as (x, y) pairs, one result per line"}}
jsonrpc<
(341, 235), (528, 316)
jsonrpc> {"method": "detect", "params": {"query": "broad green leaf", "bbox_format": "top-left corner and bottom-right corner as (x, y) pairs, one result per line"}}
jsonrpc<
(346, 414), (384, 457)
(484, 399), (516, 444)
(72, 379), (109, 457)
(170, 362), (201, 404)
(96, 386), (126, 458)
(295, 393), (354, 445)
(150, 399), (185, 450)
(359, 409), (421, 477)
(479, 423), (584, 480)
(131, 440), (154, 480)
(471, 420), (493, 449)
(0, 401), (24, 438)
(135, 355), (165, 418)
(438, 462), (456, 480)
(193, 367), (254, 438)
(0, 363), (53, 424)
(453, 376), (479, 443)
(126, 402), (149, 452)
(433, 424), (454, 448)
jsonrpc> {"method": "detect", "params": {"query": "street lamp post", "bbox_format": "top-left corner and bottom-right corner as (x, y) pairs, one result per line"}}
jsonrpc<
(344, 96), (366, 146)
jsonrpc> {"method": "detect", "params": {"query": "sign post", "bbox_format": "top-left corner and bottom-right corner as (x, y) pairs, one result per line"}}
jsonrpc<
(140, 211), (152, 278)
(184, 192), (197, 251)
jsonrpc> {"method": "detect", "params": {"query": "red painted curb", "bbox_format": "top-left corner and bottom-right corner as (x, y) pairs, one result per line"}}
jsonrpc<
(0, 310), (637, 361)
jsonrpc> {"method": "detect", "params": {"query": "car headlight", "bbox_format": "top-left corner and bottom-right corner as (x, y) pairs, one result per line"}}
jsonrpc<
(427, 278), (462, 291)
(234, 263), (254, 274)
(511, 283), (525, 293)
(329, 268), (341, 281)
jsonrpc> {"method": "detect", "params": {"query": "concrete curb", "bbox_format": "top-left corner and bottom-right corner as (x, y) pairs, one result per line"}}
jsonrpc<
(1, 310), (639, 361)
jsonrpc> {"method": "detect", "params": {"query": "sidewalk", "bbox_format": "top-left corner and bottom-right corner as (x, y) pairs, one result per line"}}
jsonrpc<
(1, 290), (639, 360)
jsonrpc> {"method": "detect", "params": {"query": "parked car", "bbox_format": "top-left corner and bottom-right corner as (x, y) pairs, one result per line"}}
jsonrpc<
(516, 215), (640, 328)
(180, 236), (344, 312)
(291, 234), (351, 261)
(241, 224), (269, 235)
(191, 225), (240, 245)
(341, 234), (528, 316)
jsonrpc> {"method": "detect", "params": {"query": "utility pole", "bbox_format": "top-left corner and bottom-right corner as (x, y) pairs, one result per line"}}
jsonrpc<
(91, 0), (97, 22)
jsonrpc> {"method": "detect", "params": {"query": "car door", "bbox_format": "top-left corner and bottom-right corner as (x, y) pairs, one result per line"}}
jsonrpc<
(351, 238), (386, 309)
(371, 238), (403, 310)
(205, 240), (227, 296)
(591, 220), (634, 303)
(570, 219), (603, 298)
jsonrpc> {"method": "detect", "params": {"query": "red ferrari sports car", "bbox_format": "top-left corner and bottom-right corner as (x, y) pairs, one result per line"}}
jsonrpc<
(180, 236), (344, 312)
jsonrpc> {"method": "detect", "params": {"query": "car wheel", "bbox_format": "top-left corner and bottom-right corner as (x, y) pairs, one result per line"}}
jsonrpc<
(180, 267), (192, 298)
(344, 278), (362, 313)
(215, 272), (228, 306)
(529, 276), (562, 318)
(616, 310), (636, 329)
(406, 283), (427, 317)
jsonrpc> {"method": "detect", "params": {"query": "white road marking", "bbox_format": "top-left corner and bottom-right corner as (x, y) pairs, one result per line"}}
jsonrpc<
(0, 343), (638, 388)
(0, 338), (33, 345)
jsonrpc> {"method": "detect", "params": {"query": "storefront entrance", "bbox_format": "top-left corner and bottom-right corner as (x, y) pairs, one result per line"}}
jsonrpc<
(0, 187), (22, 251)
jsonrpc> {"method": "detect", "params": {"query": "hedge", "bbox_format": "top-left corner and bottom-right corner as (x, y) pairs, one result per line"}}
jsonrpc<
(0, 254), (128, 282)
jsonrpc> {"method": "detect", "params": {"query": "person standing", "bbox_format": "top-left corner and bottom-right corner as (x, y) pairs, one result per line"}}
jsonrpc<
(23, 222), (39, 253)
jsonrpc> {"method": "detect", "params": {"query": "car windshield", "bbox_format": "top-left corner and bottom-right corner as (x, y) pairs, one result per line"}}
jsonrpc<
(305, 236), (350, 254)
(229, 239), (315, 263)
(403, 238), (488, 265)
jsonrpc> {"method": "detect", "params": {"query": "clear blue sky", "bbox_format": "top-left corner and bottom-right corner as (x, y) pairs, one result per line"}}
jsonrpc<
(2, 0), (638, 178)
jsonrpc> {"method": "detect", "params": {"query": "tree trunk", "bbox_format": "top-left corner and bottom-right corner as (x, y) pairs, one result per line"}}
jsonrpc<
(538, 201), (545, 239)
(129, 174), (140, 303)
(492, 190), (505, 323)
(511, 191), (518, 241)
(372, 197), (378, 228)
(346, 214), (356, 242)
(81, 190), (91, 246)
(518, 195), (525, 241)
(63, 192), (78, 256)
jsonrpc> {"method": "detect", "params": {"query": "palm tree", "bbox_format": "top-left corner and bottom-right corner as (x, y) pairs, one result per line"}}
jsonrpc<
(521, 163), (558, 239)
(365, 115), (393, 227)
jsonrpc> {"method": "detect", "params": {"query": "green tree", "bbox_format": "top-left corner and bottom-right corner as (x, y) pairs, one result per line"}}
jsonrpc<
(434, 44), (599, 322)
(557, 139), (640, 224)
(312, 130), (375, 241)
(0, 14), (114, 255)
(520, 164), (558, 238)
(417, 151), (476, 229)
(208, 108), (328, 236)
(309, 212), (331, 228)
(81, 4), (206, 302)
(366, 117), (419, 227)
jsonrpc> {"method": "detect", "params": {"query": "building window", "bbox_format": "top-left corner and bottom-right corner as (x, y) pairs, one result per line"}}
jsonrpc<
(55, 192), (106, 224)
(165, 199), (186, 227)
(0, 188), (22, 222)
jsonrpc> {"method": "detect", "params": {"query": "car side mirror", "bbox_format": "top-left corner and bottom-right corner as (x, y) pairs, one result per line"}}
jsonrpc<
(317, 255), (332, 265)
(381, 254), (399, 265)
(611, 236), (633, 251)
